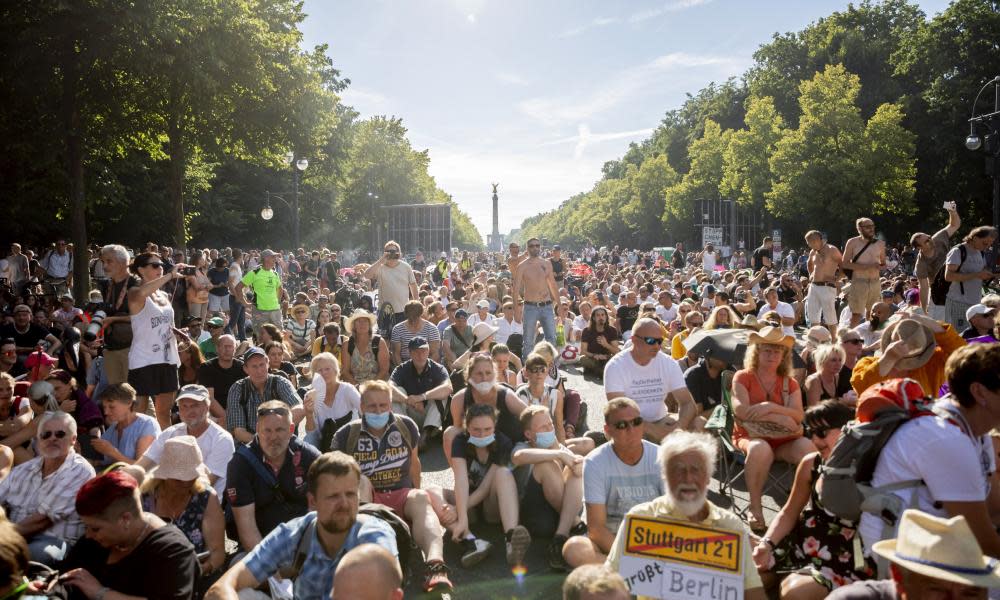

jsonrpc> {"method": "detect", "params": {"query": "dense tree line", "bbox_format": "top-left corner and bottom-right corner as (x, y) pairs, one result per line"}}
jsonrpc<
(518, 0), (1000, 250)
(0, 0), (483, 272)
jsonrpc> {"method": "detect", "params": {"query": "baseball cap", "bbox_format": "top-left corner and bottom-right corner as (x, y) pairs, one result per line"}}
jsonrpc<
(476, 299), (490, 309)
(408, 336), (430, 351)
(966, 304), (996, 322)
(176, 384), (210, 403)
(455, 309), (469, 319)
(881, 289), (895, 298)
(206, 317), (225, 328)
(261, 249), (276, 258)
(182, 315), (202, 326)
(553, 244), (561, 250)
(243, 346), (267, 361)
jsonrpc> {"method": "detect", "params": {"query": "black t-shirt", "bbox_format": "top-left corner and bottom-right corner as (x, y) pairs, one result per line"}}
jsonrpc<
(412, 259), (426, 274)
(0, 323), (50, 350)
(225, 437), (320, 543)
(580, 326), (620, 354)
(616, 305), (640, 333)
(197, 358), (245, 409)
(63, 525), (197, 600)
(451, 431), (513, 492)
(390, 359), (449, 395)
(208, 267), (229, 296)
(777, 285), (797, 304)
(325, 260), (341, 282)
(551, 257), (565, 282)
(683, 360), (723, 411)
(751, 246), (771, 271)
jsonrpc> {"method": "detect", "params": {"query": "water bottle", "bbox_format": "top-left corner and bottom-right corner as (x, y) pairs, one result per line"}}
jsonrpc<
(556, 322), (565, 347)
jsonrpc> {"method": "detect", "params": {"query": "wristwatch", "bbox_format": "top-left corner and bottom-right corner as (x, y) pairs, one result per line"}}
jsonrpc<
(95, 586), (110, 600)
(760, 537), (776, 550)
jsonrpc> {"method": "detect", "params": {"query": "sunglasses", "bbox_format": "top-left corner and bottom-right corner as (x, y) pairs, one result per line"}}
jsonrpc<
(611, 416), (644, 430)
(527, 366), (547, 374)
(638, 336), (664, 346)
(40, 430), (68, 440)
(805, 426), (829, 439)
(257, 407), (290, 418)
(145, 262), (164, 269)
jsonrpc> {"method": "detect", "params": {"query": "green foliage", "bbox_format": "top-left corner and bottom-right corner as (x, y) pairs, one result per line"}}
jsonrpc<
(662, 120), (731, 231)
(721, 96), (786, 210)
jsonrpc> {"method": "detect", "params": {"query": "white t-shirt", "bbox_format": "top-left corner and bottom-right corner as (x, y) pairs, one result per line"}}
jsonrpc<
(757, 301), (796, 336)
(655, 304), (678, 324)
(702, 251), (717, 272)
(859, 406), (995, 555)
(311, 375), (362, 427)
(603, 351), (687, 421)
(468, 312), (498, 328)
(572, 315), (589, 334)
(141, 421), (235, 500)
(495, 317), (523, 345)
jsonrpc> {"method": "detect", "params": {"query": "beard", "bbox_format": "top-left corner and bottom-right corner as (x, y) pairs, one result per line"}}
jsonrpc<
(669, 485), (708, 518)
(319, 510), (355, 535)
(528, 248), (540, 257)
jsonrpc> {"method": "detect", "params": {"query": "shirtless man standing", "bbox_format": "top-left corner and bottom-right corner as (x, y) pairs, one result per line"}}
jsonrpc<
(507, 242), (523, 279)
(512, 238), (560, 361)
(804, 230), (843, 336)
(841, 218), (886, 327)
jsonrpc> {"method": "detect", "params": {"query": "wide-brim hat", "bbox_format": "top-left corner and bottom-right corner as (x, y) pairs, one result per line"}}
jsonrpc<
(873, 509), (1000, 588)
(345, 310), (376, 336)
(879, 318), (936, 371)
(472, 322), (499, 346)
(739, 315), (762, 331)
(147, 436), (208, 482)
(747, 325), (795, 348)
(291, 303), (310, 316)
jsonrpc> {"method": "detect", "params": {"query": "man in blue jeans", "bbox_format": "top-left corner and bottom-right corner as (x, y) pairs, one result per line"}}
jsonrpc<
(512, 237), (560, 361)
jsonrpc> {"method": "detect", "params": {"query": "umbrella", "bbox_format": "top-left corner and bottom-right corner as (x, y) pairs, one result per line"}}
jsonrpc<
(682, 328), (806, 369)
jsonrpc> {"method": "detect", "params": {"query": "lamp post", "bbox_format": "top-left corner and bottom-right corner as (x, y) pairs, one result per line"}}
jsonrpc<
(260, 152), (308, 249)
(966, 75), (1000, 257)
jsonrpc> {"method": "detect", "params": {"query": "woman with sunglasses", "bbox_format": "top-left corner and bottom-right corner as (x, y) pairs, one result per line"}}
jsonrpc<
(732, 326), (816, 533)
(752, 400), (874, 597)
(444, 354), (527, 465)
(126, 252), (186, 430)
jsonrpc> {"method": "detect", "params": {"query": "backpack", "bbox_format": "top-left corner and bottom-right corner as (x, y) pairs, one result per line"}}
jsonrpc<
(347, 334), (382, 361)
(929, 244), (967, 306)
(343, 414), (415, 457)
(818, 379), (938, 527)
(284, 503), (416, 585)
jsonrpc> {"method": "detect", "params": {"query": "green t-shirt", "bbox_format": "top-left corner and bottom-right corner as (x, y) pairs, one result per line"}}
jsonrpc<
(199, 338), (217, 360)
(241, 267), (282, 311)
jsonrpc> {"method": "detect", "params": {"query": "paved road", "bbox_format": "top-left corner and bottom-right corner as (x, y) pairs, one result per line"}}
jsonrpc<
(410, 363), (789, 598)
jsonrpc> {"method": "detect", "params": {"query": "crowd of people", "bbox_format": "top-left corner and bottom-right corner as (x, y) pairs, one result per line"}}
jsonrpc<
(0, 202), (997, 599)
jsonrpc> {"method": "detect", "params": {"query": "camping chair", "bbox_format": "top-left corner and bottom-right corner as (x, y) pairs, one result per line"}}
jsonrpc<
(704, 370), (792, 523)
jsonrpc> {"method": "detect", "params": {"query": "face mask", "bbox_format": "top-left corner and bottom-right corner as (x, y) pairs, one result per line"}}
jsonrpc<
(472, 380), (495, 394)
(364, 411), (390, 429)
(534, 430), (557, 448)
(468, 433), (495, 448)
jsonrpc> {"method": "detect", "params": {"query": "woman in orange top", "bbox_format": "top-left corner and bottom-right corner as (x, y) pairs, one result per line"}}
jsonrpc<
(732, 326), (816, 533)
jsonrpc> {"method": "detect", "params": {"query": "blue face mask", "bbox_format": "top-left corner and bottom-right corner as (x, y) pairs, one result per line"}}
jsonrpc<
(534, 430), (557, 448)
(468, 433), (495, 448)
(364, 411), (390, 429)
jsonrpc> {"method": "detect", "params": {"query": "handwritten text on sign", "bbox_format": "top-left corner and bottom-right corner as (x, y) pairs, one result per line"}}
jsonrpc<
(619, 515), (744, 600)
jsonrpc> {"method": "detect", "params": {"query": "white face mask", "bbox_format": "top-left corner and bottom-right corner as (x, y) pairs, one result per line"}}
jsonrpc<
(471, 380), (495, 394)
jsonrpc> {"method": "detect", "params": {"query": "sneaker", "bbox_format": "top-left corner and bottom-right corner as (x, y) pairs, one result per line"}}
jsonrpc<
(460, 537), (492, 568)
(422, 560), (454, 593)
(569, 521), (588, 537)
(547, 535), (569, 571)
(505, 525), (531, 567)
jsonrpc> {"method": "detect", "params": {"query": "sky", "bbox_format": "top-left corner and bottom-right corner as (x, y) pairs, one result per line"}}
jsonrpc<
(300, 0), (952, 238)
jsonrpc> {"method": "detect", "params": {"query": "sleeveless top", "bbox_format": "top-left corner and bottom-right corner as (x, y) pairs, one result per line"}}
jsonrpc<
(129, 294), (179, 370)
(515, 384), (558, 419)
(349, 336), (379, 384)
(141, 489), (211, 553)
(463, 386), (524, 443)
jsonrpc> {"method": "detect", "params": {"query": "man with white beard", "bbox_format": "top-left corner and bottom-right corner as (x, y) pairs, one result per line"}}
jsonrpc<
(605, 431), (766, 600)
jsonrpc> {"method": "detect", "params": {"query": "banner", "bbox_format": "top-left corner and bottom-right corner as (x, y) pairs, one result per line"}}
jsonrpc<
(617, 515), (744, 600)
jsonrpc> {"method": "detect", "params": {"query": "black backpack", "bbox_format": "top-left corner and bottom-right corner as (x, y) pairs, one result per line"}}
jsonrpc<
(929, 244), (967, 306)
(347, 334), (382, 360)
(284, 504), (415, 585)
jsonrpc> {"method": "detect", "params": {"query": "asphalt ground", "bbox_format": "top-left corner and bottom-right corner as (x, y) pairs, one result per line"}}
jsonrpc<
(408, 363), (790, 599)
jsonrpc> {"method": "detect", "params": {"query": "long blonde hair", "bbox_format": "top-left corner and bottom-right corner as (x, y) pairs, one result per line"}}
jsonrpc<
(743, 343), (793, 377)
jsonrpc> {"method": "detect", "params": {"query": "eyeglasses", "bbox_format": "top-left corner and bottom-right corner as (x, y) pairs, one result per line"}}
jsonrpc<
(638, 336), (664, 346)
(40, 430), (68, 440)
(257, 407), (290, 418)
(527, 366), (547, 374)
(611, 416), (644, 430)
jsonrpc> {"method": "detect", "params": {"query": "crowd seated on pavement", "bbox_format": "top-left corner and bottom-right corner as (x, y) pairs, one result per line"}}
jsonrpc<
(0, 216), (996, 597)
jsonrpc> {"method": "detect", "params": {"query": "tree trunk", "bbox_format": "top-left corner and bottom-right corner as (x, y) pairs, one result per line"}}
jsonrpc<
(63, 26), (89, 303)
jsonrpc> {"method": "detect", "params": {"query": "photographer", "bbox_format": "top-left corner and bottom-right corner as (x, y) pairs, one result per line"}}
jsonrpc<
(363, 241), (418, 337)
(97, 244), (139, 385)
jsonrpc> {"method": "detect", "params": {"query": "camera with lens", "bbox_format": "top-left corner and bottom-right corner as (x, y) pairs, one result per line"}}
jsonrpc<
(85, 310), (106, 342)
(386, 250), (401, 259)
(180, 266), (197, 276)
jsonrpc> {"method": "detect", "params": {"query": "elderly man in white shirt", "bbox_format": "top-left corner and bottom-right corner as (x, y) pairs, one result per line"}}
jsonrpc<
(0, 411), (95, 565)
(494, 300), (523, 346)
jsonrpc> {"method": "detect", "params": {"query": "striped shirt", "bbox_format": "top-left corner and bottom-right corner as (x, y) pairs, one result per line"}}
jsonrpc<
(226, 374), (301, 434)
(0, 452), (95, 542)
(390, 319), (441, 362)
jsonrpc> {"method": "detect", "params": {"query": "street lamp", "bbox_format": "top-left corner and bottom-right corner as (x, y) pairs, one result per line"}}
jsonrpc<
(966, 75), (1000, 249)
(262, 152), (308, 249)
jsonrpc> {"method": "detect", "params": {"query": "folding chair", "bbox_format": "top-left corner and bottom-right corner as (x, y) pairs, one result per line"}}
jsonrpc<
(704, 370), (792, 523)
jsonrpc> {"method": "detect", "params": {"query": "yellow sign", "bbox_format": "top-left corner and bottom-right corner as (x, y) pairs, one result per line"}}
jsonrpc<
(623, 515), (742, 574)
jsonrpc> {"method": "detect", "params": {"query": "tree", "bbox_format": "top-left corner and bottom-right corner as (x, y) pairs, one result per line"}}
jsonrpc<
(721, 96), (786, 211)
(662, 120), (732, 244)
(767, 65), (916, 240)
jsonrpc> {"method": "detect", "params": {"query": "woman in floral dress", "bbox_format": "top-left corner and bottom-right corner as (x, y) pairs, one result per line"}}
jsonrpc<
(751, 400), (876, 598)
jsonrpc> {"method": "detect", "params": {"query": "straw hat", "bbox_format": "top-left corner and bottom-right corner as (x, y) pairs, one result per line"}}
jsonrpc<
(291, 303), (311, 317)
(472, 322), (499, 346)
(345, 310), (377, 336)
(747, 325), (795, 348)
(739, 314), (761, 331)
(147, 436), (208, 482)
(879, 318), (937, 371)
(873, 509), (1000, 588)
